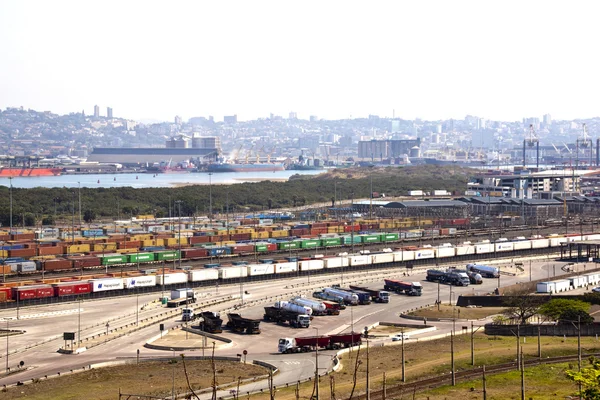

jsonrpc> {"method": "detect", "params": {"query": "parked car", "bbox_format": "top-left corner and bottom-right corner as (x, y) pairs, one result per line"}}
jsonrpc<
(391, 333), (411, 341)
(592, 287), (600, 293)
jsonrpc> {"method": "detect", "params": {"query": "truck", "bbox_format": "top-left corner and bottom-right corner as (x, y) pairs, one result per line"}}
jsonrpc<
(182, 308), (195, 321)
(263, 306), (310, 328)
(197, 311), (223, 333)
(278, 332), (362, 353)
(313, 291), (347, 308)
(426, 269), (470, 286)
(337, 287), (371, 305)
(466, 264), (499, 278)
(322, 287), (359, 306)
(383, 279), (422, 296)
(226, 313), (261, 334)
(167, 288), (197, 308)
(321, 300), (343, 315)
(350, 285), (390, 303)
(289, 297), (328, 316)
(274, 301), (313, 317)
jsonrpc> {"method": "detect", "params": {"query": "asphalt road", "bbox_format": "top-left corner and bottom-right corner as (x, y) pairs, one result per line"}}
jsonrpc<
(0, 255), (579, 395)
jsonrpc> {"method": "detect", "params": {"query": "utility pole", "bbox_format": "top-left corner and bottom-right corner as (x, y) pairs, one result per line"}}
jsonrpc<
(401, 328), (406, 382)
(208, 172), (213, 225)
(482, 365), (487, 400)
(9, 177), (12, 235)
(78, 181), (82, 229)
(365, 328), (370, 400)
(451, 312), (456, 386)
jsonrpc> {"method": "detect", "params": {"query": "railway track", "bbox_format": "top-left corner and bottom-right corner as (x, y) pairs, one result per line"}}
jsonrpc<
(349, 352), (597, 400)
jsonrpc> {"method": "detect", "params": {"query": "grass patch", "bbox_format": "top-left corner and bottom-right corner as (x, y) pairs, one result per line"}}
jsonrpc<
(0, 359), (266, 400)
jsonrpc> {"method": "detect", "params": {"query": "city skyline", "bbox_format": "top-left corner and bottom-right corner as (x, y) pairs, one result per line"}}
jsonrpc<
(1, 1), (599, 122)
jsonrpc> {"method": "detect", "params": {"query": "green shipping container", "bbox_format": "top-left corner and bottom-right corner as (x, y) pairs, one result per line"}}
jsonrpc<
(101, 255), (128, 265)
(361, 235), (380, 243)
(380, 233), (399, 242)
(156, 251), (180, 261)
(322, 237), (342, 246)
(277, 241), (300, 250)
(342, 236), (362, 245)
(301, 240), (320, 249)
(255, 244), (268, 252)
(127, 252), (154, 263)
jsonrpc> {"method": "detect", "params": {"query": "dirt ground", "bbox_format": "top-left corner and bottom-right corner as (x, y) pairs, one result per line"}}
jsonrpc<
(407, 305), (506, 320)
(0, 359), (267, 400)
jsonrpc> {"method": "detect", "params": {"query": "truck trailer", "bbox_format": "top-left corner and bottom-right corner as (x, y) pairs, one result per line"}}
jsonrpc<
(196, 311), (223, 333)
(322, 287), (359, 305)
(337, 287), (371, 305)
(226, 313), (261, 334)
(349, 285), (390, 303)
(278, 332), (362, 353)
(167, 288), (197, 308)
(263, 306), (310, 328)
(426, 269), (470, 286)
(466, 264), (499, 278)
(383, 279), (422, 296)
(289, 297), (328, 316)
(313, 291), (347, 307)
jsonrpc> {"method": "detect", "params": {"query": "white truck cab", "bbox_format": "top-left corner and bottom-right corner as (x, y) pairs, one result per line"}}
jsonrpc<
(182, 308), (195, 322)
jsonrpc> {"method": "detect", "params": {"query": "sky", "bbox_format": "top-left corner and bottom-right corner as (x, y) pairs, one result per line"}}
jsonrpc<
(0, 1), (599, 123)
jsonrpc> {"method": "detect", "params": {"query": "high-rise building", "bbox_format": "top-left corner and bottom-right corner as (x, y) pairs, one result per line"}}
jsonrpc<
(174, 115), (183, 125)
(224, 115), (237, 124)
(543, 114), (552, 126)
(107, 107), (113, 119)
(309, 115), (318, 122)
(289, 112), (297, 120)
(94, 105), (100, 118)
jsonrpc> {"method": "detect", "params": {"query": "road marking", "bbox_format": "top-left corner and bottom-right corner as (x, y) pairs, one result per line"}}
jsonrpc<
(18, 309), (83, 319)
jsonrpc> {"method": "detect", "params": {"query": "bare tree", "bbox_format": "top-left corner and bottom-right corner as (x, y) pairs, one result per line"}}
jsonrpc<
(502, 288), (544, 324)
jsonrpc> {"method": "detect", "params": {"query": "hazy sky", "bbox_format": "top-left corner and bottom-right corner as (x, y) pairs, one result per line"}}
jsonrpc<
(0, 1), (598, 122)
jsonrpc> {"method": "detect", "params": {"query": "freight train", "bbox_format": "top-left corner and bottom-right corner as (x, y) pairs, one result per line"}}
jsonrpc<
(0, 231), (593, 304)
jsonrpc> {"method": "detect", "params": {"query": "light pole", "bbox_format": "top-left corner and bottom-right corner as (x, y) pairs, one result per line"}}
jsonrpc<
(365, 326), (370, 400)
(71, 191), (75, 244)
(77, 297), (81, 348)
(208, 172), (213, 225)
(5, 318), (8, 373)
(171, 348), (176, 400)
(78, 181), (82, 229)
(9, 177), (13, 234)
(313, 327), (320, 400)
(451, 292), (456, 386)
(175, 200), (182, 268)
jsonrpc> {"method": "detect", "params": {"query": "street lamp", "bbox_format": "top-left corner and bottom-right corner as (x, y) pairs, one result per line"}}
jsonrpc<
(313, 327), (320, 400)
(175, 200), (182, 268)
(208, 172), (213, 225)
(9, 177), (13, 235)
(78, 181), (82, 229)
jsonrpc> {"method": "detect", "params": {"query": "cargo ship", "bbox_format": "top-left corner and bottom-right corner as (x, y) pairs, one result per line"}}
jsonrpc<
(0, 167), (62, 177)
(207, 163), (285, 173)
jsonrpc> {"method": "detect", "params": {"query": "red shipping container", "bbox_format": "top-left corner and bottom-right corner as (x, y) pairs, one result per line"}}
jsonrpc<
(53, 282), (92, 297)
(43, 259), (73, 271)
(266, 243), (277, 252)
(0, 287), (11, 302)
(38, 246), (64, 256)
(12, 287), (37, 300)
(69, 256), (101, 268)
(311, 222), (328, 229)
(120, 241), (141, 249)
(8, 248), (36, 258)
(0, 234), (10, 242)
(232, 244), (254, 253)
(35, 286), (54, 298)
(344, 225), (360, 232)
(189, 236), (210, 244)
(11, 233), (35, 241)
(181, 248), (209, 258)
(290, 229), (303, 236)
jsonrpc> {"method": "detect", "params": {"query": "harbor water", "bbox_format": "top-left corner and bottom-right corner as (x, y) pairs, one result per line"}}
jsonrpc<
(0, 169), (325, 189)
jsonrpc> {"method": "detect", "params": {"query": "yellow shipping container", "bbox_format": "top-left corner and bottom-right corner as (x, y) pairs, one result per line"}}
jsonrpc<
(0, 250), (6, 258)
(67, 244), (91, 254)
(30, 255), (56, 261)
(166, 237), (189, 246)
(251, 231), (269, 239)
(130, 234), (153, 242)
(327, 226), (344, 233)
(270, 230), (290, 238)
(136, 215), (155, 220)
(93, 243), (118, 251)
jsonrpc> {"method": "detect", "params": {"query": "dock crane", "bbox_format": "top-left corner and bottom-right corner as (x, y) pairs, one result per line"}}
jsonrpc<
(523, 124), (540, 168)
(232, 145), (243, 162)
(245, 144), (254, 165)
(256, 146), (264, 164)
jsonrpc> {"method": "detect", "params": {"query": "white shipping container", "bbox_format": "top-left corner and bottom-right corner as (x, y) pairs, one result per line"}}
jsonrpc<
(391, 251), (404, 262)
(475, 244), (491, 254)
(408, 190), (423, 196)
(584, 272), (600, 286)
(259, 219), (274, 225)
(90, 278), (124, 292)
(554, 279), (571, 292)
(513, 241), (532, 250)
(188, 269), (219, 282)
(436, 247), (455, 258)
(124, 275), (157, 289)
(531, 239), (549, 249)
(17, 263), (37, 273)
(298, 259), (324, 271)
(570, 276), (587, 288)
(455, 245), (475, 255)
(349, 255), (370, 266)
(495, 242), (514, 252)
(323, 257), (347, 269)
(585, 234), (600, 241)
(156, 273), (188, 286)
(247, 263), (275, 276)
(401, 251), (415, 261)
(536, 282), (556, 294)
(433, 190), (448, 196)
(415, 249), (434, 259)
(274, 262), (297, 274)
(218, 266), (247, 279)
(370, 253), (394, 264)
